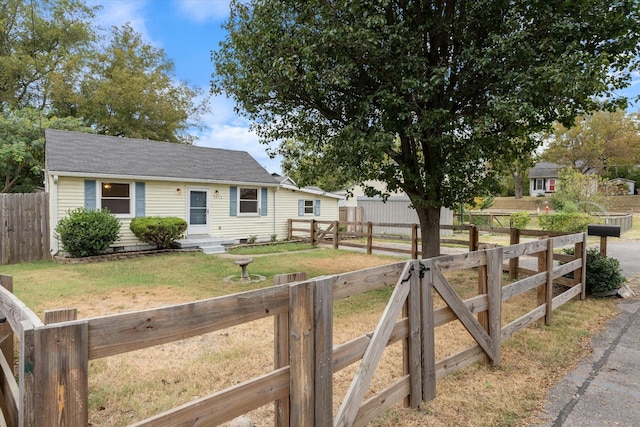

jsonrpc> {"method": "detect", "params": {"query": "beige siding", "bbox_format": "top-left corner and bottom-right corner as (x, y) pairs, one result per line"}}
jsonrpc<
(52, 177), (339, 251)
(54, 177), (141, 249)
(274, 189), (340, 239)
(210, 185), (276, 241)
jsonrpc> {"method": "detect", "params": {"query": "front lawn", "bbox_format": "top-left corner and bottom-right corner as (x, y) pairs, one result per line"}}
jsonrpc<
(0, 249), (619, 426)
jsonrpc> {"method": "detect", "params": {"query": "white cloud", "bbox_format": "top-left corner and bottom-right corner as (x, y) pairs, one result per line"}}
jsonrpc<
(89, 0), (151, 39)
(196, 123), (282, 174)
(174, 0), (230, 23)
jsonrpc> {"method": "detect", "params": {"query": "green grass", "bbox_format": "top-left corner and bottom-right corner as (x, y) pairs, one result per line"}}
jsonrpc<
(0, 249), (398, 315)
(227, 242), (315, 255)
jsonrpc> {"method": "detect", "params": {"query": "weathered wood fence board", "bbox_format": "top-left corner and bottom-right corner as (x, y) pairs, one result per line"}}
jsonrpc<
(0, 193), (50, 265)
(0, 232), (589, 426)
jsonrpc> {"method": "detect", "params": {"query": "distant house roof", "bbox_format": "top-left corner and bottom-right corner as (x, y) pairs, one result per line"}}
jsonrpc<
(607, 178), (635, 184)
(45, 129), (279, 186)
(528, 162), (564, 179)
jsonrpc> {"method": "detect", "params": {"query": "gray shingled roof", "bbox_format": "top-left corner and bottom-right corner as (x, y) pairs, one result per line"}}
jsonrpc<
(528, 162), (563, 179)
(45, 129), (279, 185)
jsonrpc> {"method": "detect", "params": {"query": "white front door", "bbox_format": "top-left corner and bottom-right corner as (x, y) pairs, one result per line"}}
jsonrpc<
(187, 188), (209, 235)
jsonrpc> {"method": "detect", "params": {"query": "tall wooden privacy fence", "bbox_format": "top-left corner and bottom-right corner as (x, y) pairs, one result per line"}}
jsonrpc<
(0, 193), (50, 265)
(0, 233), (587, 426)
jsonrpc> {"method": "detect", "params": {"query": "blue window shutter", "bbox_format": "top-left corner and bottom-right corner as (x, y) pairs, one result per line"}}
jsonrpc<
(298, 200), (304, 216)
(261, 188), (268, 216)
(135, 182), (145, 217)
(314, 199), (321, 216)
(84, 180), (96, 210)
(230, 186), (238, 216)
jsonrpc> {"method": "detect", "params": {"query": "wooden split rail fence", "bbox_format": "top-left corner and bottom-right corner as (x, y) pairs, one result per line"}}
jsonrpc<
(288, 219), (608, 266)
(0, 233), (587, 426)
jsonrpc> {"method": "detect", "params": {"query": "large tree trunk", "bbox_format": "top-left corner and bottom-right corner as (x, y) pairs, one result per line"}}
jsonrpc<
(513, 172), (524, 199)
(415, 205), (441, 259)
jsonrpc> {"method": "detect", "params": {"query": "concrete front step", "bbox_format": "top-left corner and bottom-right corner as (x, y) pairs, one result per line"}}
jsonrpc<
(176, 236), (237, 254)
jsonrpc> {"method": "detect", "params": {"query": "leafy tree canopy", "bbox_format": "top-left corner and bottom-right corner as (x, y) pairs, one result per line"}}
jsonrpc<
(67, 24), (208, 144)
(0, 0), (96, 110)
(214, 0), (640, 257)
(542, 110), (640, 174)
(0, 1), (211, 192)
(0, 107), (92, 193)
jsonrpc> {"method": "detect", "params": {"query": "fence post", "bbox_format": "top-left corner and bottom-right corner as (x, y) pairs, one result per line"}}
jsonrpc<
(411, 224), (419, 259)
(310, 220), (317, 246)
(366, 222), (373, 255)
(468, 225), (478, 252)
(508, 228), (520, 279)
(421, 260), (436, 402)
(580, 232), (588, 300)
(44, 309), (77, 325)
(477, 259), (489, 365)
(287, 219), (293, 240)
(33, 322), (89, 426)
(333, 220), (339, 250)
(545, 239), (554, 325)
(486, 248), (503, 366)
(407, 260), (422, 408)
(537, 239), (548, 326)
(314, 278), (334, 426)
(273, 275), (303, 427)
(289, 281), (315, 427)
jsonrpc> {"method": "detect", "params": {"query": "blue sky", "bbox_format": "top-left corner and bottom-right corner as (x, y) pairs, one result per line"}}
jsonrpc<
(90, 0), (283, 173)
(91, 1), (640, 176)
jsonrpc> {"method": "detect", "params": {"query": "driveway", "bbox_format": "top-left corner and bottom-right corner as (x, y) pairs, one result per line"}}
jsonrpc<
(605, 238), (640, 278)
(536, 237), (640, 427)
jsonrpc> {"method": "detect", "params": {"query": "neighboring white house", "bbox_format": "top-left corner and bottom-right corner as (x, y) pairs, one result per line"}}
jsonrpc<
(529, 162), (563, 196)
(44, 129), (341, 255)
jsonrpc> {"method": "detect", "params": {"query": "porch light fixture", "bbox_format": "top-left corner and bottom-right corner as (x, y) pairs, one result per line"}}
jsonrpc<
(214, 190), (220, 197)
(176, 188), (182, 195)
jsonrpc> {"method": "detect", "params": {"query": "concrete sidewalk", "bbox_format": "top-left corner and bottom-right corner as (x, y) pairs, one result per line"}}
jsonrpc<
(535, 240), (640, 426)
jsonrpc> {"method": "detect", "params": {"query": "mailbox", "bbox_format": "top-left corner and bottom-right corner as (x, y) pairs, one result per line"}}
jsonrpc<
(587, 224), (621, 238)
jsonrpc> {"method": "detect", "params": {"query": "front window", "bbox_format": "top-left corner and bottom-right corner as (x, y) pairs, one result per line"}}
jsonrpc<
(304, 200), (314, 214)
(549, 179), (555, 192)
(101, 182), (130, 214)
(535, 179), (544, 191)
(239, 188), (258, 214)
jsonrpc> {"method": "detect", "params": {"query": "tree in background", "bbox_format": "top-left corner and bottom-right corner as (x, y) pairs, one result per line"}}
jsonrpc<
(550, 168), (610, 213)
(0, 107), (92, 193)
(70, 24), (208, 144)
(497, 135), (540, 199)
(278, 139), (356, 192)
(542, 110), (640, 174)
(213, 0), (640, 257)
(0, 0), (96, 110)
(0, 1), (210, 192)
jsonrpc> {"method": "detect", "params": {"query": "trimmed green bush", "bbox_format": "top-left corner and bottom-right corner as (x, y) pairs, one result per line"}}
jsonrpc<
(130, 217), (187, 249)
(55, 208), (121, 257)
(564, 248), (625, 294)
(509, 211), (530, 229)
(538, 212), (591, 233)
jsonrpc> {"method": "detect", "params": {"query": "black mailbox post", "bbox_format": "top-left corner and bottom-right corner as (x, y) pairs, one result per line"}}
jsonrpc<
(587, 224), (621, 256)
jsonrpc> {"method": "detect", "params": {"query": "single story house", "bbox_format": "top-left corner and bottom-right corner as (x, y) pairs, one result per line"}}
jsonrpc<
(529, 162), (563, 196)
(44, 129), (342, 255)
